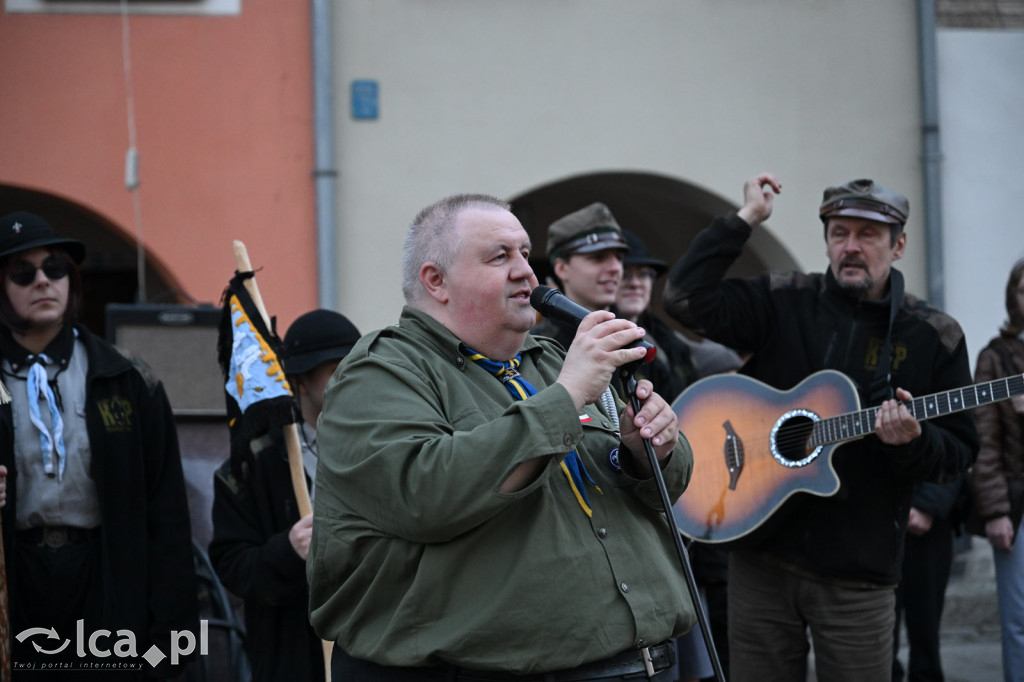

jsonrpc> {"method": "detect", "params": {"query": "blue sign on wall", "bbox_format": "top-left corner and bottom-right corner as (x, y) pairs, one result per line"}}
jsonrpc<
(351, 80), (379, 120)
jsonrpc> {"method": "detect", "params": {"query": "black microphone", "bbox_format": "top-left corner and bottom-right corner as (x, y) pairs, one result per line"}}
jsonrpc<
(530, 285), (656, 364)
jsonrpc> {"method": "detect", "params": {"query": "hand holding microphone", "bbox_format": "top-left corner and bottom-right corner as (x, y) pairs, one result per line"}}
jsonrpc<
(531, 286), (655, 410)
(530, 286), (656, 361)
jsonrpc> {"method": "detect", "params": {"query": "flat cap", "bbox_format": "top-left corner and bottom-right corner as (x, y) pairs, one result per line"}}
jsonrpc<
(546, 202), (630, 260)
(819, 179), (909, 226)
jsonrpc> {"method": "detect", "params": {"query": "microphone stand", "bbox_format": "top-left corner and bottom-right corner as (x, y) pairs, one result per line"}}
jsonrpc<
(619, 364), (727, 682)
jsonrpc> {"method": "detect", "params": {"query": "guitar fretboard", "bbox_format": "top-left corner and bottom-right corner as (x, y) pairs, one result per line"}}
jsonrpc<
(810, 373), (1024, 447)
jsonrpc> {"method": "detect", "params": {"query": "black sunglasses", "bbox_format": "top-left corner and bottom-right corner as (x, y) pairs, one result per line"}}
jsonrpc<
(6, 254), (72, 287)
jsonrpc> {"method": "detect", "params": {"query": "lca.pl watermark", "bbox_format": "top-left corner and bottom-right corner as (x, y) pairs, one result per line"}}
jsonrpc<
(13, 620), (210, 670)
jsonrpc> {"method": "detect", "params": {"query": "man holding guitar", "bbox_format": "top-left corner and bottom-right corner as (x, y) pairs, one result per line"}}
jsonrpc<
(662, 174), (978, 682)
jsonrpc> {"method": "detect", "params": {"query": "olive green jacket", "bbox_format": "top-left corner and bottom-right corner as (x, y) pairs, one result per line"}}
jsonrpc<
(308, 306), (696, 674)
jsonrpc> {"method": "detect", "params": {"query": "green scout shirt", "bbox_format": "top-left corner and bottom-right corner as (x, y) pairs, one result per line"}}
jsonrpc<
(308, 306), (697, 674)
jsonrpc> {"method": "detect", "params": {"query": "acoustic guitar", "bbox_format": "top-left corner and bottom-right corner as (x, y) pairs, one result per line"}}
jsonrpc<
(671, 368), (1024, 544)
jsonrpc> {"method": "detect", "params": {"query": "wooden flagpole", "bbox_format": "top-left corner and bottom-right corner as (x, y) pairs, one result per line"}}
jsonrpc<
(232, 242), (311, 518)
(0, 379), (11, 682)
(232, 241), (331, 681)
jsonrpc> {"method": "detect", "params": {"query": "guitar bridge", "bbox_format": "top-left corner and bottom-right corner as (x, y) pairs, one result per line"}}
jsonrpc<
(722, 420), (743, 490)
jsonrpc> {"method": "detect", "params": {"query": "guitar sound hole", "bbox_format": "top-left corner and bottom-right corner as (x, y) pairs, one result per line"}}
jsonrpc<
(774, 416), (815, 462)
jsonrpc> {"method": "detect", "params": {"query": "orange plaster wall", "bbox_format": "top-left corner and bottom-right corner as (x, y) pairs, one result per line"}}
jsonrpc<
(0, 1), (318, 331)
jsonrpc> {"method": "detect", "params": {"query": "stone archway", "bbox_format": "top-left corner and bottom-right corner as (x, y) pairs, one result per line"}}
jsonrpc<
(509, 170), (799, 332)
(2, 184), (228, 550)
(1, 184), (186, 338)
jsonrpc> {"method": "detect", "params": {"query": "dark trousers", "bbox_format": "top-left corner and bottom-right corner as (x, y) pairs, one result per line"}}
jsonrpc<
(700, 580), (729, 682)
(892, 517), (954, 682)
(10, 530), (134, 681)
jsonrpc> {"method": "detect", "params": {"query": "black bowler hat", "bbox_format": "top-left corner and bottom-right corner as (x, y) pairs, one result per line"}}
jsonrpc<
(281, 309), (362, 375)
(0, 211), (86, 264)
(621, 230), (667, 277)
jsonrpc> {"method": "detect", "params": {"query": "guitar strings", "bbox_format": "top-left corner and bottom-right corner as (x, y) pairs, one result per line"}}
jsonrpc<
(703, 375), (1024, 464)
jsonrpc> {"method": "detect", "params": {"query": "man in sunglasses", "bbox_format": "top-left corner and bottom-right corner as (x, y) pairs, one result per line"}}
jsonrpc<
(0, 211), (199, 679)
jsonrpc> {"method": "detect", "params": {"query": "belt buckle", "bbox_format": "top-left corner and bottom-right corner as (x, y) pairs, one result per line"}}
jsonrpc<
(640, 646), (655, 678)
(42, 527), (68, 549)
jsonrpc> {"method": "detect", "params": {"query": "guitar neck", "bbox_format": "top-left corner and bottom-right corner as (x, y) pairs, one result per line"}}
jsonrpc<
(814, 372), (1024, 446)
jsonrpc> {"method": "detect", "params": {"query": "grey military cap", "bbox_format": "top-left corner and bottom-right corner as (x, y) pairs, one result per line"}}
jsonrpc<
(546, 202), (630, 260)
(819, 179), (909, 226)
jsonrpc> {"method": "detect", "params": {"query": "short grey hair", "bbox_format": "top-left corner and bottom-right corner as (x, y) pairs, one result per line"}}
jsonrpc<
(401, 193), (511, 304)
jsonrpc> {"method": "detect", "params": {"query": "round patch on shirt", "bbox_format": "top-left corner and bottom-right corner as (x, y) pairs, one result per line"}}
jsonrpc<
(607, 447), (621, 472)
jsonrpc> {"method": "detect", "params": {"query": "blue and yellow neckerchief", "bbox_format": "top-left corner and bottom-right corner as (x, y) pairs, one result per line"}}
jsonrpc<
(462, 347), (601, 516)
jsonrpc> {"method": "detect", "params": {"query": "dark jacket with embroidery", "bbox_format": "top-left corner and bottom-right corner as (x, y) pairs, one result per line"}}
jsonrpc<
(0, 324), (199, 677)
(662, 214), (978, 585)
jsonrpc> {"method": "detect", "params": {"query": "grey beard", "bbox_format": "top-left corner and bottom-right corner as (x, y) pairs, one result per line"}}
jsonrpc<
(837, 273), (874, 298)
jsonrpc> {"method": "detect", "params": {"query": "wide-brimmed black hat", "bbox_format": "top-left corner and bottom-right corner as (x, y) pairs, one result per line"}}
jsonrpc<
(621, 230), (667, 276)
(0, 211), (86, 264)
(281, 309), (362, 375)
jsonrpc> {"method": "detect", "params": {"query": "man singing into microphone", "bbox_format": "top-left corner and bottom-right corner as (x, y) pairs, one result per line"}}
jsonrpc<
(308, 193), (697, 681)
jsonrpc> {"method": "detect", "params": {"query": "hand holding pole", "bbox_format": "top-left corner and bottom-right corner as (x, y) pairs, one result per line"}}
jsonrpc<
(231, 241), (329, 679)
(232, 241), (312, 518)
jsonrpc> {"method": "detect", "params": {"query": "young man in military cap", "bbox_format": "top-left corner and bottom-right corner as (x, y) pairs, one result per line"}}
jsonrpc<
(209, 309), (361, 682)
(532, 202), (630, 349)
(661, 174), (977, 682)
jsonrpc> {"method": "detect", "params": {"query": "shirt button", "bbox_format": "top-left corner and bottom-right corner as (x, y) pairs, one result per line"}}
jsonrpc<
(620, 582), (629, 593)
(602, 421), (611, 429)
(563, 435), (573, 447)
(455, 356), (465, 368)
(636, 639), (646, 648)
(597, 528), (607, 539)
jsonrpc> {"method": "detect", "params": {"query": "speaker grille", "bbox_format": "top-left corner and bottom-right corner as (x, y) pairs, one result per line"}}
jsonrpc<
(106, 304), (225, 416)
